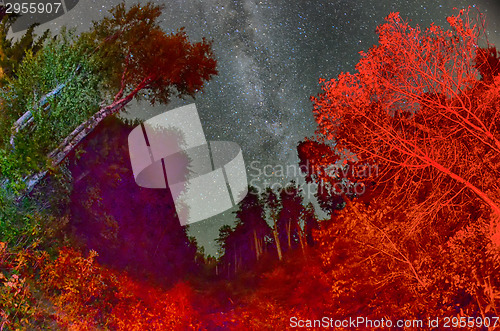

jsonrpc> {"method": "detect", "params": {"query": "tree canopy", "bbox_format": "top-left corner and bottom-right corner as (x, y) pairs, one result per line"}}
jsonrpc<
(0, 2), (217, 194)
(310, 9), (500, 225)
(0, 10), (49, 84)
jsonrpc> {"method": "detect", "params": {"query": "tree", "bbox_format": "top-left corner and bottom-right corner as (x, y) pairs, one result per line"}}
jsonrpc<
(233, 187), (270, 263)
(215, 224), (236, 276)
(311, 9), (500, 228)
(0, 10), (49, 83)
(216, 187), (271, 276)
(300, 202), (318, 249)
(474, 46), (500, 84)
(47, 2), (217, 170)
(66, 116), (198, 285)
(216, 184), (317, 272)
(308, 8), (500, 319)
(1, 29), (103, 190)
(276, 182), (303, 252)
(297, 139), (373, 214)
(1, 2), (217, 194)
(264, 187), (283, 261)
(311, 198), (433, 319)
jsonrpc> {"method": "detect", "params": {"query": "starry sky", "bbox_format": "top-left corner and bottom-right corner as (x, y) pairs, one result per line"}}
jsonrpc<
(12, 0), (500, 255)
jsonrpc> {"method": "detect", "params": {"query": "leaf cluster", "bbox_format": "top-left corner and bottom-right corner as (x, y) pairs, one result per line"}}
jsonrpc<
(80, 2), (217, 104)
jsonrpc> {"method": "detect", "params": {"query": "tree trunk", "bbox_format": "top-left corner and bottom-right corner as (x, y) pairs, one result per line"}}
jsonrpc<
(233, 244), (237, 275)
(287, 220), (292, 249)
(272, 221), (283, 261)
(426, 157), (500, 219)
(253, 230), (261, 261)
(298, 227), (306, 255)
(22, 76), (151, 195)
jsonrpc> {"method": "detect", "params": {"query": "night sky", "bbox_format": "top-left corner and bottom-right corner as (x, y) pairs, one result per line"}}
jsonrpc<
(12, 0), (500, 255)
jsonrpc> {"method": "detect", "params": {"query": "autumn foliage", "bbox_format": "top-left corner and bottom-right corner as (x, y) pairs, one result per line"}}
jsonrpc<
(305, 6), (500, 322)
(311, 9), (500, 223)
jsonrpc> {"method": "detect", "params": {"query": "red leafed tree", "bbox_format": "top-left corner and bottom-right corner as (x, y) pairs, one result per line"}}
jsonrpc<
(311, 9), (500, 227)
(297, 138), (377, 214)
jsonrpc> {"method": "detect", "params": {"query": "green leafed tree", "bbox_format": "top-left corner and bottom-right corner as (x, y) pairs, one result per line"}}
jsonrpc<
(0, 29), (102, 187)
(0, 9), (49, 84)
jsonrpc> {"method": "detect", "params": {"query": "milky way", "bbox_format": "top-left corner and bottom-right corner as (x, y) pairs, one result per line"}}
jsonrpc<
(14, 0), (500, 254)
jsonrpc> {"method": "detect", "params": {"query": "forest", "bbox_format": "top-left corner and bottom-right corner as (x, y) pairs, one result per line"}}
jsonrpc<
(0, 2), (499, 330)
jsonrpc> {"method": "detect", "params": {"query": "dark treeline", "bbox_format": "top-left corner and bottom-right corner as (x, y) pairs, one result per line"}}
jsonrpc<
(215, 184), (319, 277)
